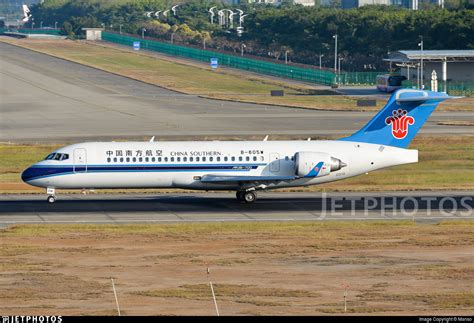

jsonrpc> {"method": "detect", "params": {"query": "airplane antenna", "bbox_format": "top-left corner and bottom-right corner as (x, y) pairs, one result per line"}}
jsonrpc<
(263, 135), (269, 141)
(149, 136), (155, 142)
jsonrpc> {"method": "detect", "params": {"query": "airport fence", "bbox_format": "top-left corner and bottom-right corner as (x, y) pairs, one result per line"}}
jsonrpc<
(337, 71), (382, 86)
(0, 28), (62, 35)
(402, 80), (474, 97)
(102, 32), (339, 85)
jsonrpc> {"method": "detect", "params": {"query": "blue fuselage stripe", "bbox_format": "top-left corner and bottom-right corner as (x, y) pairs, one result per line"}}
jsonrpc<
(22, 164), (262, 182)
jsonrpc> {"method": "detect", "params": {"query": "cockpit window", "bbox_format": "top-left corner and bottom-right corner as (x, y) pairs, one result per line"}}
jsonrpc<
(44, 153), (69, 161)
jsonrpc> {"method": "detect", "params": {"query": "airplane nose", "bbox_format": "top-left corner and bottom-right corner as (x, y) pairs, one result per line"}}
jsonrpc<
(21, 166), (35, 183)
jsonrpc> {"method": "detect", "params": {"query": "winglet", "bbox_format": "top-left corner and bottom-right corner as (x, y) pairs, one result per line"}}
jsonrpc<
(149, 136), (155, 142)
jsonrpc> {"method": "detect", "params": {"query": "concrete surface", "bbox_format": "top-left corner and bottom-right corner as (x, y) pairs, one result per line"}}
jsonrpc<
(1, 42), (472, 143)
(0, 192), (472, 225)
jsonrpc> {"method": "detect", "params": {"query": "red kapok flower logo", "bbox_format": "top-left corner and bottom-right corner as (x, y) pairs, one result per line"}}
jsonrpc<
(385, 109), (415, 139)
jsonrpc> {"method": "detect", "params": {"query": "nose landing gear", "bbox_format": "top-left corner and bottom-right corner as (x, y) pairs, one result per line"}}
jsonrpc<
(46, 187), (56, 203)
(236, 190), (257, 204)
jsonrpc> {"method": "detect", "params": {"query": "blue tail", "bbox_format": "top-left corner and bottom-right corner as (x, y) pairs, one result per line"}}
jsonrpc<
(340, 89), (453, 148)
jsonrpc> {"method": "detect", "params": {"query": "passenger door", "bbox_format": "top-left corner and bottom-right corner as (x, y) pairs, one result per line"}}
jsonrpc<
(73, 148), (87, 173)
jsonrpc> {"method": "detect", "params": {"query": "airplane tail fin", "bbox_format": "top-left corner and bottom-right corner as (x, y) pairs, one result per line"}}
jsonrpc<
(340, 89), (457, 148)
(22, 5), (31, 22)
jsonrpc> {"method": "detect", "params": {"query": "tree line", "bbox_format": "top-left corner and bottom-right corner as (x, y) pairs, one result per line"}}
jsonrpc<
(26, 0), (474, 71)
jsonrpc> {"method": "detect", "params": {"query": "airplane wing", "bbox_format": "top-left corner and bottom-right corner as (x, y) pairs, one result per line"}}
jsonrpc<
(200, 174), (296, 184)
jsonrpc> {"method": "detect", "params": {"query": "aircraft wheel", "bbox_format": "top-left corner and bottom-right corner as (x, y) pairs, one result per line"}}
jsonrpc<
(244, 191), (256, 204)
(47, 195), (56, 204)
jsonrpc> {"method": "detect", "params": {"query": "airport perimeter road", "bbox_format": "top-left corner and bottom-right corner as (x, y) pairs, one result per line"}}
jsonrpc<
(1, 42), (472, 143)
(0, 192), (472, 225)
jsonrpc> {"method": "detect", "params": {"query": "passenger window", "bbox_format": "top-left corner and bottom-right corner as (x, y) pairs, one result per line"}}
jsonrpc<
(113, 158), (117, 162)
(196, 157), (200, 162)
(239, 156), (243, 161)
(107, 158), (111, 163)
(152, 157), (155, 162)
(126, 157), (130, 162)
(183, 157), (187, 162)
(231, 157), (235, 161)
(139, 157), (143, 162)
(145, 157), (149, 162)
(158, 157), (162, 162)
(224, 157), (228, 162)
(260, 156), (264, 161)
(217, 157), (221, 162)
(177, 157), (181, 162)
(246, 156), (250, 161)
(253, 156), (257, 161)
(190, 157), (193, 162)
(120, 157), (124, 162)
(171, 157), (174, 162)
(202, 157), (206, 162)
(133, 157), (136, 162)
(210, 157), (213, 162)
(164, 157), (168, 162)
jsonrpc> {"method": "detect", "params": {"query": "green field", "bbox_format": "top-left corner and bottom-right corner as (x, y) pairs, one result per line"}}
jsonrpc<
(1, 135), (472, 193)
(1, 221), (473, 315)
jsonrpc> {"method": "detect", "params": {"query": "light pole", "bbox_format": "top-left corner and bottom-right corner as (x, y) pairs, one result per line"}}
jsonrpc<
(338, 56), (343, 76)
(418, 35), (424, 89)
(319, 53), (324, 69)
(172, 5), (179, 16)
(101, 23), (105, 30)
(241, 43), (246, 57)
(333, 34), (338, 73)
(171, 32), (175, 44)
(141, 27), (146, 39)
(119, 24), (123, 34)
(31, 20), (35, 29)
(40, 21), (43, 29)
(209, 7), (216, 24)
(54, 21), (58, 29)
(285, 50), (289, 64)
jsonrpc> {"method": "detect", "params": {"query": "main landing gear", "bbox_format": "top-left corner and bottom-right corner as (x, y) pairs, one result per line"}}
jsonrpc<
(46, 187), (56, 204)
(236, 190), (257, 204)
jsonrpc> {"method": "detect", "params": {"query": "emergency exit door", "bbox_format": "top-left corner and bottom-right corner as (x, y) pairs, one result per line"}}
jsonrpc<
(269, 153), (280, 173)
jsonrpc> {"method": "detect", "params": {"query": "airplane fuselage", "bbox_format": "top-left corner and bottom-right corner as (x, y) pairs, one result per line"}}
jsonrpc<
(22, 140), (418, 191)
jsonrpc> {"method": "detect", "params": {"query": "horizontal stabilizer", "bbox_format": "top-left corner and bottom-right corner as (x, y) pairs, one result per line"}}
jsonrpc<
(395, 89), (451, 103)
(201, 175), (296, 184)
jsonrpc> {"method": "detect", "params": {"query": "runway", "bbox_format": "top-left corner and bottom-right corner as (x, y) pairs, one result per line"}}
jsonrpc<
(1, 41), (472, 143)
(0, 192), (472, 225)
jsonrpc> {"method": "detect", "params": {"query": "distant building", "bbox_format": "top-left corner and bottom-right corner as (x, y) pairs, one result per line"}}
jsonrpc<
(384, 50), (474, 83)
(229, 0), (315, 5)
(335, 0), (444, 8)
(342, 0), (390, 9)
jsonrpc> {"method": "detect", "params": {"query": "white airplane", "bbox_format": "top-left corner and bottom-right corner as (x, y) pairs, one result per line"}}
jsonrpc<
(22, 89), (454, 204)
(22, 5), (31, 23)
